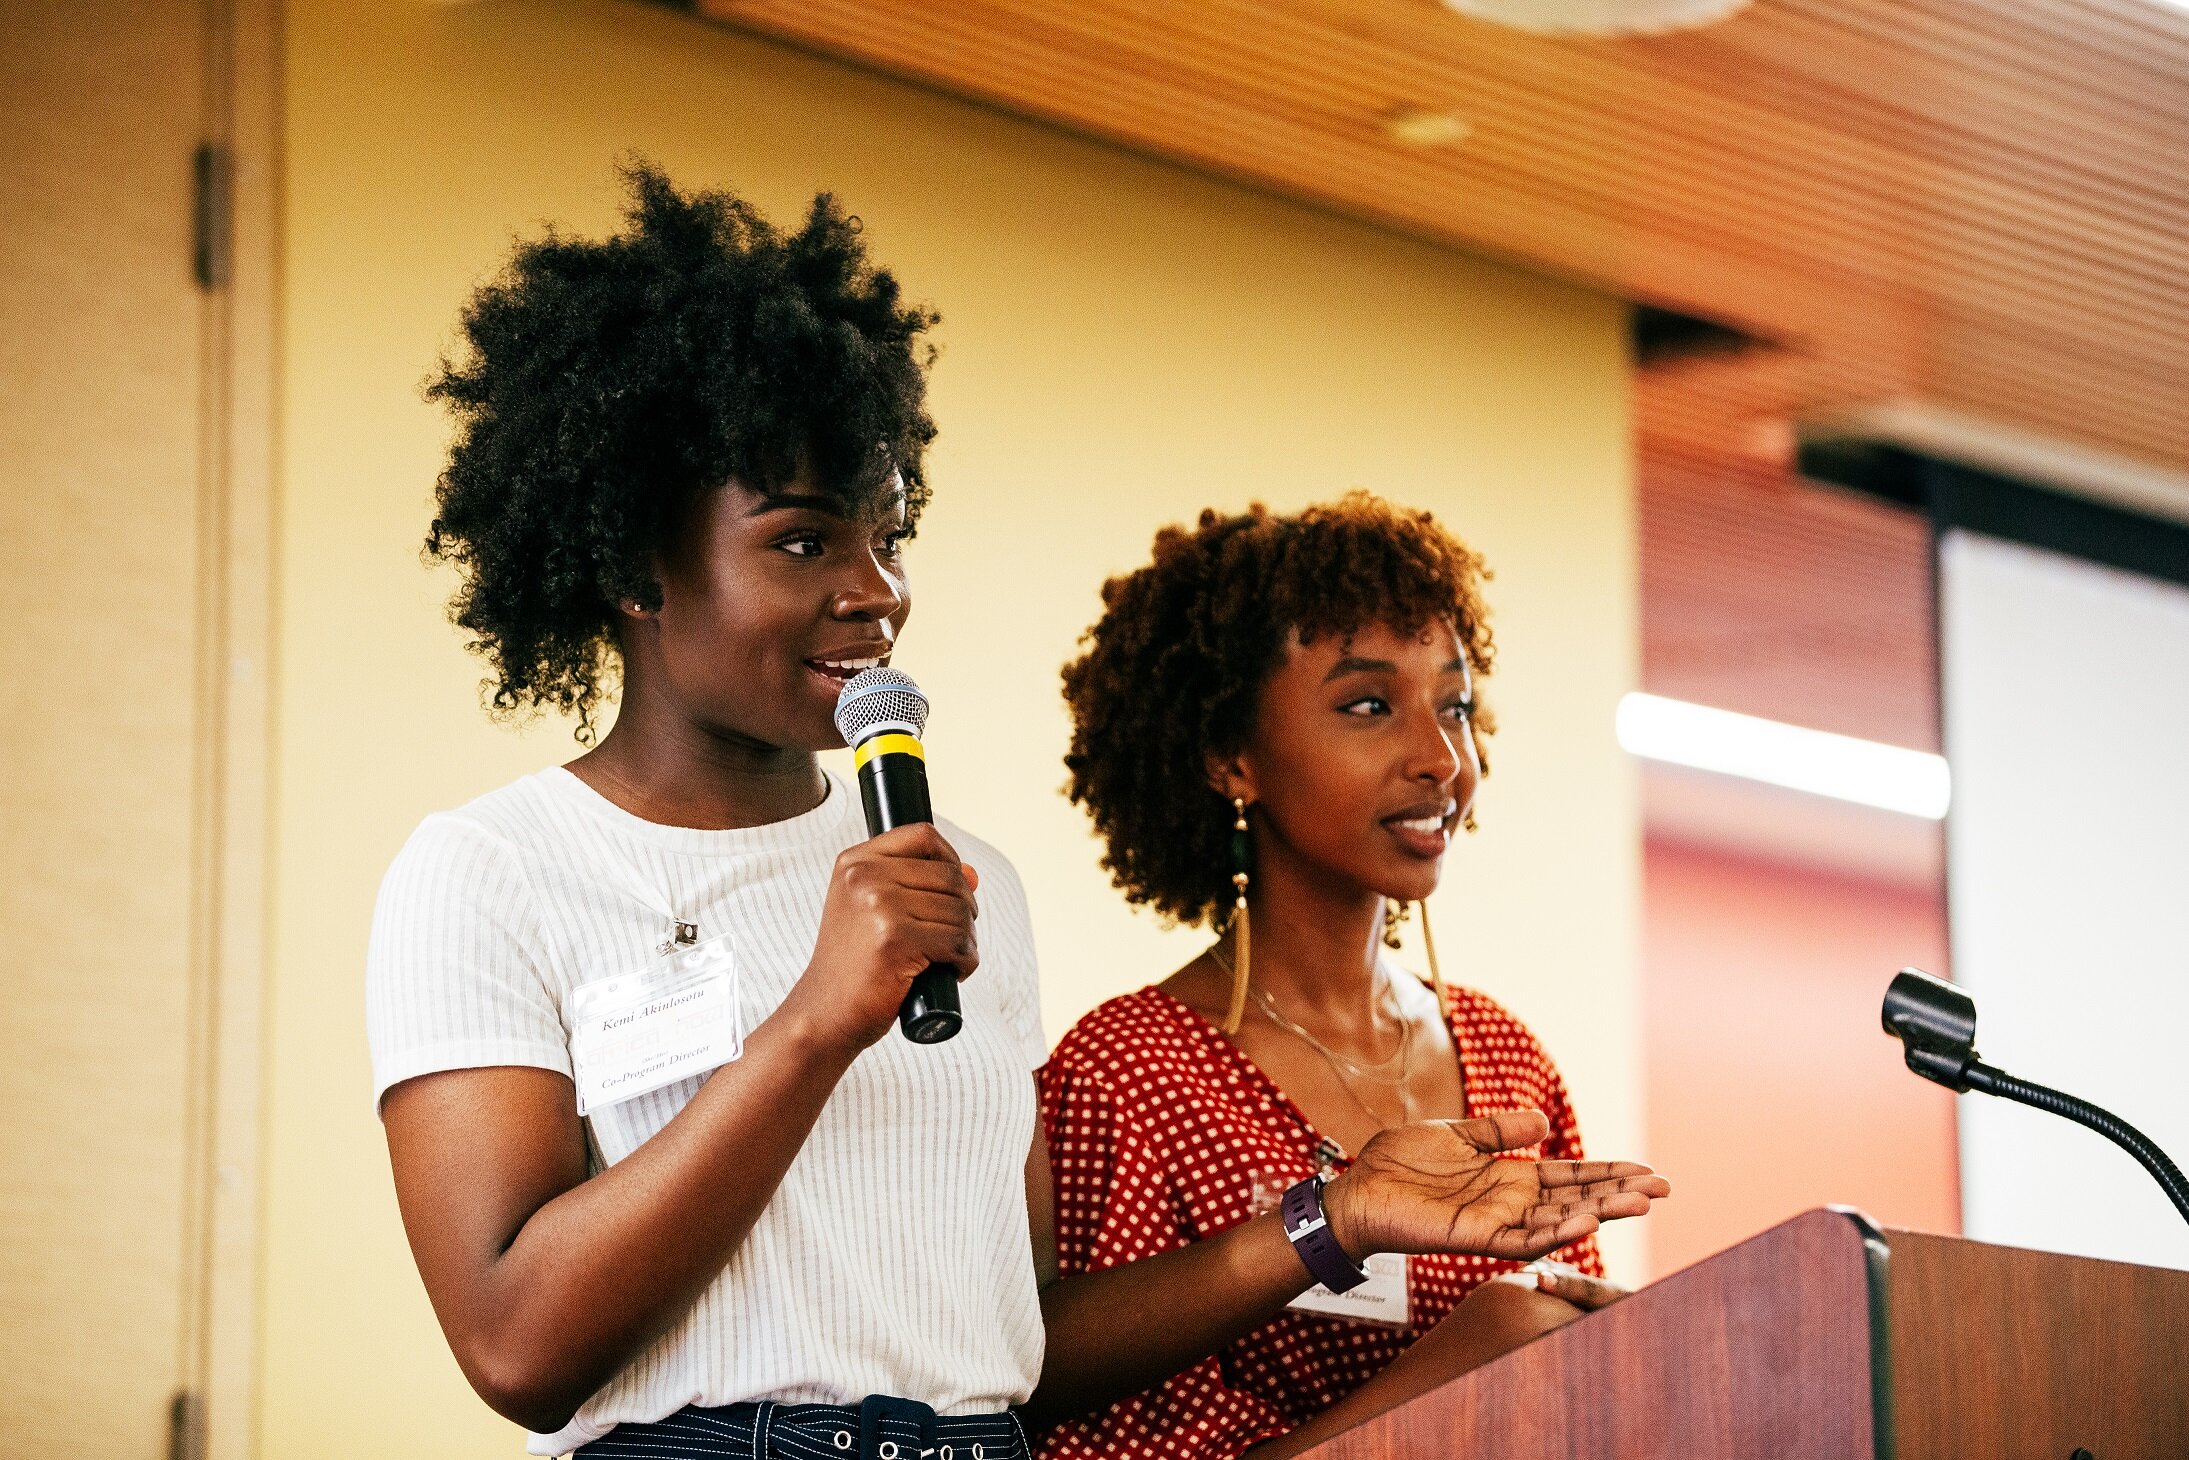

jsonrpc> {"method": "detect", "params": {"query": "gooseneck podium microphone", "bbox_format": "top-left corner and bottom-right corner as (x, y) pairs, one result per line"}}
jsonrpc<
(1883, 966), (2189, 1228)
(833, 667), (963, 1045)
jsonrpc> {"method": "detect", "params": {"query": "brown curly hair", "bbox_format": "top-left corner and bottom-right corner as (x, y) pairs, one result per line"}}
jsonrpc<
(1061, 492), (1496, 930)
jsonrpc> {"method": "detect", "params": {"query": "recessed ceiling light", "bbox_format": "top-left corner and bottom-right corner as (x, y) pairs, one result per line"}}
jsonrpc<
(1383, 108), (1473, 148)
(1442, 0), (1752, 35)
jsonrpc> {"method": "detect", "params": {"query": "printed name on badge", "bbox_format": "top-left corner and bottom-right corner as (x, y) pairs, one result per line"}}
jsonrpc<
(568, 937), (741, 1116)
(1285, 1252), (1409, 1327)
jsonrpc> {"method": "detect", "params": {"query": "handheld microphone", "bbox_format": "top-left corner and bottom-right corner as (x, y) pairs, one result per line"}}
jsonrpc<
(833, 667), (964, 1045)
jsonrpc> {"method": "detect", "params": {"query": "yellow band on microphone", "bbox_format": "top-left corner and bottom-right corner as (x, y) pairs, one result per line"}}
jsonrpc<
(853, 732), (925, 770)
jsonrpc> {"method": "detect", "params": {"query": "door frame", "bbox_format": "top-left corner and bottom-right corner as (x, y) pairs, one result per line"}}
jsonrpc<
(178, 1), (278, 1454)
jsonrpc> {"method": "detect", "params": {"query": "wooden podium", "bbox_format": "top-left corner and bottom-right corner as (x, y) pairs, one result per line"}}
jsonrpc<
(1302, 1207), (2189, 1459)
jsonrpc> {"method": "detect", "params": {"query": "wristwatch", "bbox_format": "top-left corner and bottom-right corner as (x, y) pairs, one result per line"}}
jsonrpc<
(1281, 1174), (1369, 1294)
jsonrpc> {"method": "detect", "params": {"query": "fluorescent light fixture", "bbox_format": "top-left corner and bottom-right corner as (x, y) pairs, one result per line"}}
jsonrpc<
(1617, 692), (1951, 820)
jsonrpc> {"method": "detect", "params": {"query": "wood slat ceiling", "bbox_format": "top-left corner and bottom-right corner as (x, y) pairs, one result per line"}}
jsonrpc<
(690, 0), (2179, 768)
(699, 0), (2189, 475)
(1637, 387), (1939, 752)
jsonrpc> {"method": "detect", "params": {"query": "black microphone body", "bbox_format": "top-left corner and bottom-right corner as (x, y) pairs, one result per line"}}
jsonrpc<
(855, 741), (963, 1044)
(835, 669), (963, 1045)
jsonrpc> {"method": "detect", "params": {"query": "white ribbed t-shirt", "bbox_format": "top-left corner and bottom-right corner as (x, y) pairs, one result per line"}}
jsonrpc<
(365, 768), (1047, 1456)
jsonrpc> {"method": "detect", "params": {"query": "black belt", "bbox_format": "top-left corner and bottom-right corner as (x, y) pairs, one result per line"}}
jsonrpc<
(574, 1395), (1031, 1460)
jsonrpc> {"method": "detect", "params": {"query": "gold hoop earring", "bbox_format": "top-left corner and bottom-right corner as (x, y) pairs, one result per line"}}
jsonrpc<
(1221, 796), (1251, 1035)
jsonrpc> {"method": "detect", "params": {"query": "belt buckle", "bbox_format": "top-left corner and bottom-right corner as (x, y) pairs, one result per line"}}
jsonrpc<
(857, 1394), (937, 1460)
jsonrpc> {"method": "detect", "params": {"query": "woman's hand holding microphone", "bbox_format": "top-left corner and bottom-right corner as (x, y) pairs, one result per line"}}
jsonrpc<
(782, 823), (982, 1055)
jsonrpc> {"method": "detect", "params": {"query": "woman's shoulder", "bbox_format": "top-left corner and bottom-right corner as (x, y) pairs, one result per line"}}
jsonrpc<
(391, 767), (572, 862)
(380, 770), (573, 897)
(383, 784), (532, 882)
(1441, 982), (1579, 1124)
(1041, 987), (1274, 1162)
(1442, 981), (1547, 1048)
(371, 777), (576, 952)
(1044, 986), (1219, 1084)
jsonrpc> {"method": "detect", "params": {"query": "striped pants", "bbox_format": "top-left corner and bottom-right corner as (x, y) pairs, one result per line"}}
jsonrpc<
(575, 1396), (1033, 1460)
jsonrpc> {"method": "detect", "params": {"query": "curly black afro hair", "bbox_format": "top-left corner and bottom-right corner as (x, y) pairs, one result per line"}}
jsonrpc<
(1061, 492), (1496, 930)
(424, 162), (939, 741)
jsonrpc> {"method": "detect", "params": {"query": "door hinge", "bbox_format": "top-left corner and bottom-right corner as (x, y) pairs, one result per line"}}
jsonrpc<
(168, 1388), (204, 1460)
(193, 143), (232, 290)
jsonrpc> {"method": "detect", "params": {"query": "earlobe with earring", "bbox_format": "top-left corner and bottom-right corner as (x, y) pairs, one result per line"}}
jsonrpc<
(1381, 897), (1408, 948)
(1221, 796), (1251, 1035)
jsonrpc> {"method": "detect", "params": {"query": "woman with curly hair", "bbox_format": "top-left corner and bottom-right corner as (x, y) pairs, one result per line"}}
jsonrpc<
(1034, 496), (1666, 1459)
(367, 166), (1665, 1460)
(370, 165), (1034, 1459)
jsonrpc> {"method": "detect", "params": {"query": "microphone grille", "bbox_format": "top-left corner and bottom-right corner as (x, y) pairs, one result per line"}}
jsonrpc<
(833, 666), (930, 745)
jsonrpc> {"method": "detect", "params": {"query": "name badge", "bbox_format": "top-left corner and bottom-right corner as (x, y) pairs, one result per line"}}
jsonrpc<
(1287, 1251), (1409, 1327)
(567, 937), (740, 1116)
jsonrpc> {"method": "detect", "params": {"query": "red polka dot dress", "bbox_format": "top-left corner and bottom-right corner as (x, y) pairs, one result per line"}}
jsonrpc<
(1033, 982), (1602, 1459)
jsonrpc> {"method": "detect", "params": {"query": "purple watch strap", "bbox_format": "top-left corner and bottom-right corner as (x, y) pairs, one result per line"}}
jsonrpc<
(1281, 1175), (1369, 1294)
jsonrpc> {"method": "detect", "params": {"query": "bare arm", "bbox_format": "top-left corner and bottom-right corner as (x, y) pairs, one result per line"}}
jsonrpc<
(386, 1020), (853, 1432)
(1022, 1110), (1668, 1429)
(382, 824), (981, 1434)
(1022, 1122), (1320, 1428)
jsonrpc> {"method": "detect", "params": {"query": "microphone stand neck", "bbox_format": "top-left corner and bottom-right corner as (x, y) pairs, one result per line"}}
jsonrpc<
(1954, 1058), (2189, 1229)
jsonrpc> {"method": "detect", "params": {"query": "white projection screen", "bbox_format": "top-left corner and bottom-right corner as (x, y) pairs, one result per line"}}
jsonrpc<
(1940, 527), (2189, 1272)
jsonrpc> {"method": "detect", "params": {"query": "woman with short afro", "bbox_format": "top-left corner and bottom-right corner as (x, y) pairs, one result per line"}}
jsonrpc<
(1033, 496), (1670, 1459)
(372, 165), (1043, 1459)
(366, 167), (1665, 1460)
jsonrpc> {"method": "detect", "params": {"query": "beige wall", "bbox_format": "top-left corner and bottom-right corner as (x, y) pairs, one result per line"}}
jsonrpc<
(266, 0), (1638, 1452)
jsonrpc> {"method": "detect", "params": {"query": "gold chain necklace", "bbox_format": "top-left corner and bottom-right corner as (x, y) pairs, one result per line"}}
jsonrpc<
(1210, 947), (1417, 1127)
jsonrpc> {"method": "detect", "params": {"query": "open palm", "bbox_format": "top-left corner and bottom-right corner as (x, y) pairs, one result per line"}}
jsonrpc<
(1325, 1110), (1671, 1263)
